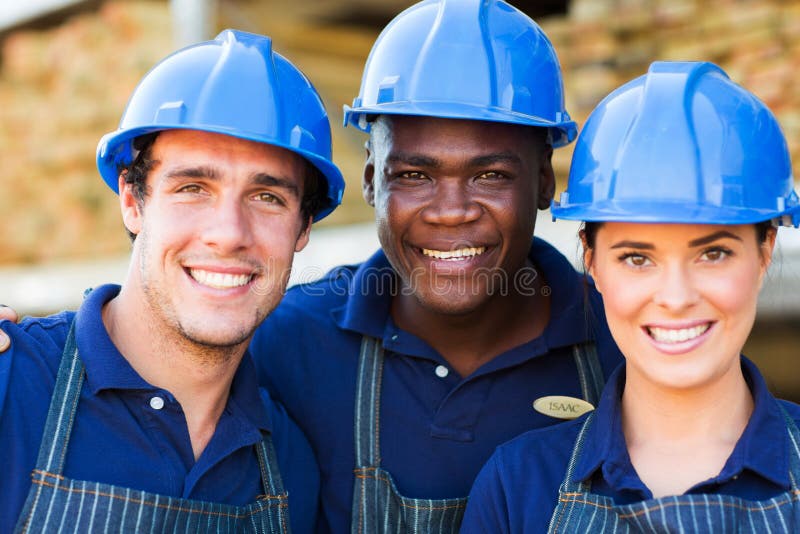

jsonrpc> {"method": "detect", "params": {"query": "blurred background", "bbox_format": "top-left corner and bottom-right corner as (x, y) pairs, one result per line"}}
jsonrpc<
(0, 0), (799, 398)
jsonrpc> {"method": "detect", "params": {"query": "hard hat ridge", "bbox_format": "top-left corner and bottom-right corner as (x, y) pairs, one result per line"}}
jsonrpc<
(97, 29), (345, 221)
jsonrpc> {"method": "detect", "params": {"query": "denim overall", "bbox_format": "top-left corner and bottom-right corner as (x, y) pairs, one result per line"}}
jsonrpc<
(14, 321), (291, 533)
(548, 411), (800, 533)
(352, 336), (604, 533)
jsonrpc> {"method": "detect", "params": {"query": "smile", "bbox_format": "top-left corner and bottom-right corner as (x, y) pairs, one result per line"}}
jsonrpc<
(646, 323), (710, 344)
(189, 268), (253, 289)
(421, 246), (486, 260)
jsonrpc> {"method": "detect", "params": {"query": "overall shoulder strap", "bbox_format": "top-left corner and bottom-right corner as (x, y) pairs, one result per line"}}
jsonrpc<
(572, 343), (605, 406)
(256, 432), (287, 496)
(354, 336), (384, 467)
(778, 404), (800, 490)
(34, 319), (84, 475)
(556, 411), (596, 495)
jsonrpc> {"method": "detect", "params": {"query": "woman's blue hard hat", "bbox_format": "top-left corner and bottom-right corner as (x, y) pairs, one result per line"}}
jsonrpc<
(552, 61), (800, 227)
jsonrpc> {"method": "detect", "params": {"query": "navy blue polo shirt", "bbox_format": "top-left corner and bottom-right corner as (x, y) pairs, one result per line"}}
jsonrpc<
(0, 284), (319, 534)
(251, 238), (623, 532)
(460, 358), (800, 534)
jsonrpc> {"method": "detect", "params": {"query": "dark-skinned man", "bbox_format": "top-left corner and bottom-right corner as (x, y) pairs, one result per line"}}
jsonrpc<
(252, 1), (622, 531)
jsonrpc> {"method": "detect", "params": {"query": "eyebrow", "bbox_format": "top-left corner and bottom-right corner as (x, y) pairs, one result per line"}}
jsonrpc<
(164, 167), (300, 198)
(385, 151), (523, 169)
(251, 173), (300, 198)
(165, 165), (219, 181)
(609, 240), (655, 250)
(386, 153), (439, 167)
(687, 230), (743, 247)
(609, 230), (744, 250)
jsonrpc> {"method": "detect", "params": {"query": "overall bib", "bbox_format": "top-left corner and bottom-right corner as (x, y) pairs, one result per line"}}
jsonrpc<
(14, 322), (292, 533)
(352, 336), (604, 533)
(548, 410), (800, 533)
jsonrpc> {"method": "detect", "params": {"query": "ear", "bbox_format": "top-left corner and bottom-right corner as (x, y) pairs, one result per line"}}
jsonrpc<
(119, 173), (143, 236)
(362, 142), (376, 207)
(295, 216), (312, 252)
(580, 230), (600, 291)
(537, 145), (555, 210)
(757, 226), (778, 286)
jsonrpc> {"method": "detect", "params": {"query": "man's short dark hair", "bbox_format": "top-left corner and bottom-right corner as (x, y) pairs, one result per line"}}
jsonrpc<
(120, 132), (329, 241)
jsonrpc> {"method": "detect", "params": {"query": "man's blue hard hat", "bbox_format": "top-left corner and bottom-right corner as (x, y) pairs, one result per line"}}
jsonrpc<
(97, 29), (345, 221)
(343, 0), (577, 147)
(552, 61), (800, 227)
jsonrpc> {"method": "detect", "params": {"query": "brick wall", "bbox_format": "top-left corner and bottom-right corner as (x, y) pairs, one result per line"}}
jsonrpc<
(542, 0), (800, 178)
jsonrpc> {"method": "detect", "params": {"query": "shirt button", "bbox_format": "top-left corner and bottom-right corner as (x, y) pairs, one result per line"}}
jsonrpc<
(149, 396), (165, 410)
(435, 365), (449, 378)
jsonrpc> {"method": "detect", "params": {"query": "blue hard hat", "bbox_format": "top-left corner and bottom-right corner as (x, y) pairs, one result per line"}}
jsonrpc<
(552, 61), (800, 227)
(97, 29), (345, 221)
(343, 0), (576, 147)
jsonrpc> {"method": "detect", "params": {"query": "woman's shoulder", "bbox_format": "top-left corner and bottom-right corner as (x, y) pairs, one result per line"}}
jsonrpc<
(463, 417), (587, 534)
(489, 416), (586, 495)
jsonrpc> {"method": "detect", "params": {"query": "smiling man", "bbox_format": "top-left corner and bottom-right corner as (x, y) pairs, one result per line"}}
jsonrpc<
(0, 30), (344, 533)
(247, 0), (624, 532)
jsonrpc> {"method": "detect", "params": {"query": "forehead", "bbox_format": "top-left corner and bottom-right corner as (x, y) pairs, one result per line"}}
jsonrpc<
(151, 129), (307, 181)
(373, 115), (544, 157)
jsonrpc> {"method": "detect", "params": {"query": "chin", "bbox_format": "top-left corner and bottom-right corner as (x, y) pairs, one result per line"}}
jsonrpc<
(417, 292), (487, 317)
(179, 322), (255, 349)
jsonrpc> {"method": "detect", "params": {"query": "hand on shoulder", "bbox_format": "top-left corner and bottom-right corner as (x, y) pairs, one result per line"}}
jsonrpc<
(0, 305), (20, 352)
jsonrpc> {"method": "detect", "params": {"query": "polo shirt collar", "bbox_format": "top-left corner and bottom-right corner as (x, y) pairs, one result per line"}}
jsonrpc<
(74, 284), (271, 434)
(331, 238), (594, 353)
(574, 357), (791, 494)
(330, 250), (394, 340)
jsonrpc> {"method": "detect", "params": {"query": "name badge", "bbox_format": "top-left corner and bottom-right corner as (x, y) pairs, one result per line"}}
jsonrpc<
(533, 396), (594, 420)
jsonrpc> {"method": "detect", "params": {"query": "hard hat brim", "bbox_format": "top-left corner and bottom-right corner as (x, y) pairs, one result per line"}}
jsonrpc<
(343, 101), (577, 147)
(97, 125), (345, 222)
(551, 200), (800, 228)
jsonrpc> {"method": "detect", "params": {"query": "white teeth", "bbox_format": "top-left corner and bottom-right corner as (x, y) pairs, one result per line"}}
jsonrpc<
(189, 269), (252, 289)
(648, 324), (710, 344)
(421, 246), (486, 260)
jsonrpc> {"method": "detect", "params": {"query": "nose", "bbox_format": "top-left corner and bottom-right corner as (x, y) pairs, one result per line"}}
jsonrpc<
(653, 263), (700, 312)
(201, 194), (254, 253)
(419, 179), (482, 226)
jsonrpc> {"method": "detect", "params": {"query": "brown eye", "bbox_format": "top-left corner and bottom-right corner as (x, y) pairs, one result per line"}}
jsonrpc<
(622, 254), (651, 268)
(255, 192), (281, 204)
(177, 184), (202, 193)
(700, 247), (731, 263)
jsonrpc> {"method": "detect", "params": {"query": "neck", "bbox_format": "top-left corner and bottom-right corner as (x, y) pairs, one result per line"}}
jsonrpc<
(391, 262), (549, 377)
(102, 284), (247, 461)
(621, 358), (753, 497)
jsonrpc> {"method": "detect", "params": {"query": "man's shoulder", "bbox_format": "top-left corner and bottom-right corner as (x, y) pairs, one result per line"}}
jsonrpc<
(257, 389), (319, 486)
(0, 311), (74, 428)
(280, 263), (363, 313)
(1, 311), (74, 362)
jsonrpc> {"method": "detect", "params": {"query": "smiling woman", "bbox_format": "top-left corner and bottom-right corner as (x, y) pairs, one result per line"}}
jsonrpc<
(460, 61), (800, 533)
